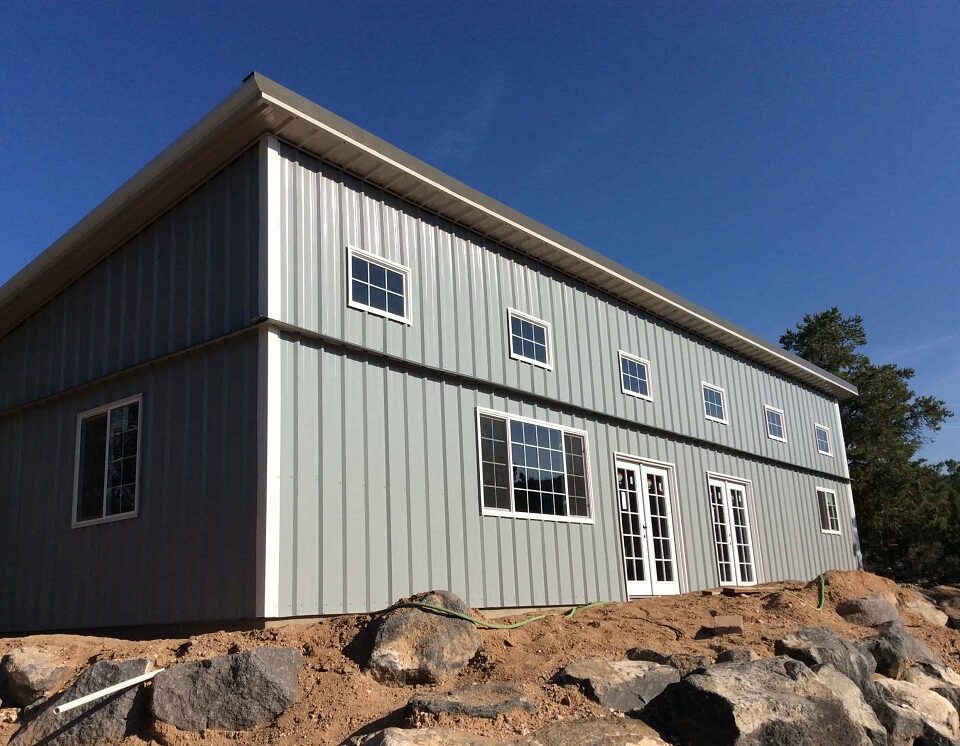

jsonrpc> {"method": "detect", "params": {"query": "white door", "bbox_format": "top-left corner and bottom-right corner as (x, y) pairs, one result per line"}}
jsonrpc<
(707, 476), (757, 586)
(616, 461), (681, 596)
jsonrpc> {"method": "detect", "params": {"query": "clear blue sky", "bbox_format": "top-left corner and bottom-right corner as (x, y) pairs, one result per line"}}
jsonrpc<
(1, 2), (957, 460)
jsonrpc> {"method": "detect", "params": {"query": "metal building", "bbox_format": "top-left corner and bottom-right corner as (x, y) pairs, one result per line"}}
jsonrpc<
(0, 74), (860, 632)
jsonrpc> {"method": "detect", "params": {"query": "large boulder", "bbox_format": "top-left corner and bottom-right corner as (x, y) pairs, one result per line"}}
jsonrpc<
(902, 662), (960, 712)
(354, 728), (514, 745)
(0, 647), (71, 707)
(529, 717), (668, 745)
(901, 594), (948, 627)
(807, 664), (887, 746)
(875, 678), (960, 744)
(626, 648), (713, 676)
(837, 595), (900, 628)
(10, 658), (151, 746)
(643, 656), (879, 746)
(556, 658), (679, 713)
(366, 591), (481, 685)
(408, 682), (534, 720)
(863, 621), (942, 679)
(774, 627), (876, 691)
(150, 647), (302, 731)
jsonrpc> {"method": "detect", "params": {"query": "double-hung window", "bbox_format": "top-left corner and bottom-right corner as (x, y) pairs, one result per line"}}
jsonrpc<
(619, 351), (652, 400)
(702, 382), (727, 424)
(764, 405), (786, 442)
(507, 309), (551, 369)
(477, 409), (591, 521)
(347, 246), (411, 324)
(73, 396), (142, 526)
(817, 488), (841, 534)
(815, 424), (833, 456)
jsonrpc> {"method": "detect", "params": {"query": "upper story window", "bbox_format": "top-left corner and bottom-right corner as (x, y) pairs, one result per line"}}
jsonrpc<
(347, 246), (411, 324)
(477, 408), (591, 522)
(73, 395), (142, 527)
(815, 424), (833, 456)
(764, 405), (786, 442)
(507, 309), (552, 369)
(816, 488), (841, 534)
(619, 351), (652, 401)
(702, 382), (728, 424)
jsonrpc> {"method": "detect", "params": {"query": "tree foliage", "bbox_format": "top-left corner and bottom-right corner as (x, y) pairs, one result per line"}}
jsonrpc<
(781, 308), (957, 582)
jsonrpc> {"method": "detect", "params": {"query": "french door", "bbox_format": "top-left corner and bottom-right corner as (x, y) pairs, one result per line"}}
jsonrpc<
(615, 460), (681, 596)
(707, 476), (757, 586)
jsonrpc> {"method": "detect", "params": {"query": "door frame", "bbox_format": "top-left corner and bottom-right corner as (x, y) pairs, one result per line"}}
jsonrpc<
(612, 453), (689, 598)
(704, 471), (764, 587)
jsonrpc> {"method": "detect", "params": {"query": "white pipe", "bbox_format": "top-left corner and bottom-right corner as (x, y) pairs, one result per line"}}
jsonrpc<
(52, 668), (165, 715)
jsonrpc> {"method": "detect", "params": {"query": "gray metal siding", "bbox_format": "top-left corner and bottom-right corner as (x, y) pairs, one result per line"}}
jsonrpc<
(0, 334), (260, 632)
(274, 142), (845, 480)
(274, 335), (858, 615)
(0, 147), (260, 413)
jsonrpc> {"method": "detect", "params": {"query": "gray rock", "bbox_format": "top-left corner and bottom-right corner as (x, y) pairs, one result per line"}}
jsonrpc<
(837, 595), (901, 628)
(10, 658), (150, 746)
(556, 658), (679, 713)
(626, 648), (713, 676)
(0, 647), (71, 707)
(863, 620), (942, 679)
(643, 656), (878, 746)
(366, 591), (482, 685)
(774, 626), (876, 691)
(150, 647), (302, 731)
(716, 648), (760, 664)
(902, 662), (960, 713)
(807, 664), (887, 746)
(901, 594), (948, 627)
(408, 682), (534, 720)
(943, 606), (960, 630)
(529, 717), (668, 745)
(353, 727), (514, 745)
(875, 678), (959, 744)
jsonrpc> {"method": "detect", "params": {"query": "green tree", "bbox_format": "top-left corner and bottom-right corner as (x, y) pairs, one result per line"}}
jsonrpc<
(781, 308), (956, 581)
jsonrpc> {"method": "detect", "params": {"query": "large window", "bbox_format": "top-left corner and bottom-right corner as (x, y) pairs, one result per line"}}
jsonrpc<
(701, 382), (727, 424)
(815, 424), (833, 456)
(619, 351), (652, 401)
(347, 246), (411, 324)
(817, 488), (841, 534)
(73, 396), (142, 527)
(507, 309), (551, 369)
(477, 409), (591, 521)
(764, 405), (786, 442)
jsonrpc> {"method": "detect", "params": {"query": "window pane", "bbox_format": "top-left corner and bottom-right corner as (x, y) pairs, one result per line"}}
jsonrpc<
(532, 324), (545, 345)
(77, 413), (108, 522)
(352, 279), (369, 305)
(352, 256), (368, 282)
(369, 263), (386, 288)
(386, 292), (405, 318)
(369, 287), (387, 311)
(386, 269), (404, 294)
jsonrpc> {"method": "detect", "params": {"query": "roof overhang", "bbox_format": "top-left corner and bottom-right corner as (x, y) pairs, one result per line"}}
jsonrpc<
(0, 73), (858, 400)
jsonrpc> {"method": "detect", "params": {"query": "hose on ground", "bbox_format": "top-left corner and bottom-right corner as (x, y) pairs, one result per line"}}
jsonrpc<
(384, 600), (609, 629)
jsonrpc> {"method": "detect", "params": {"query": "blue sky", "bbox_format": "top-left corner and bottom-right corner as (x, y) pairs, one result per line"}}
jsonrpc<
(1, 2), (957, 460)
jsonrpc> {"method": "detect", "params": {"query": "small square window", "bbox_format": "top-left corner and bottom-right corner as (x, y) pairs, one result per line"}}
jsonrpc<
(817, 488), (841, 533)
(347, 247), (411, 324)
(764, 405), (786, 442)
(702, 383), (727, 424)
(619, 351), (652, 400)
(815, 425), (833, 456)
(507, 309), (551, 369)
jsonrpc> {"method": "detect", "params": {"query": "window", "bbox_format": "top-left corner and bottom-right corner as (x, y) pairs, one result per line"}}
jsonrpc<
(708, 476), (757, 586)
(477, 409), (591, 522)
(815, 424), (833, 456)
(347, 246), (411, 324)
(817, 488), (841, 534)
(507, 309), (551, 369)
(619, 351), (652, 400)
(702, 383), (727, 424)
(73, 396), (142, 527)
(764, 405), (786, 442)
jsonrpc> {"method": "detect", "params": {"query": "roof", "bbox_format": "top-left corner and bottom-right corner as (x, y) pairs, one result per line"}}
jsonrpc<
(0, 72), (857, 400)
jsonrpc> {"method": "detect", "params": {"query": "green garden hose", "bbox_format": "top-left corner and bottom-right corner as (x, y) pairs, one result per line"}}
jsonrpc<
(386, 599), (609, 630)
(816, 573), (826, 610)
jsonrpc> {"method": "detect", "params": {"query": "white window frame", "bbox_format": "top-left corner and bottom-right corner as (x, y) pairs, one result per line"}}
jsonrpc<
(705, 471), (762, 587)
(71, 394), (143, 529)
(763, 405), (787, 443)
(506, 308), (553, 370)
(346, 245), (413, 325)
(816, 487), (842, 535)
(701, 382), (728, 425)
(814, 424), (834, 457)
(475, 407), (593, 524)
(618, 350), (653, 402)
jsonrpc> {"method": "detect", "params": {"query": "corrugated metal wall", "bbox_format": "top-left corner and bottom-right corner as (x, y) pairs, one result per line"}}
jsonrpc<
(0, 334), (260, 632)
(274, 142), (847, 481)
(0, 147), (260, 413)
(274, 335), (858, 616)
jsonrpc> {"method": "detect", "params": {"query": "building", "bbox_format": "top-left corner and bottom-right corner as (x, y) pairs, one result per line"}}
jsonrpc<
(0, 74), (860, 633)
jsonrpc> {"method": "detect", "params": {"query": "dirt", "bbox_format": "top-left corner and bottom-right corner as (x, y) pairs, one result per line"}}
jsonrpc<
(1, 570), (958, 745)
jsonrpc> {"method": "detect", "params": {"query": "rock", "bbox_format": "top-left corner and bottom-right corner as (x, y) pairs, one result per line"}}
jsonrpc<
(703, 614), (744, 636)
(807, 664), (887, 746)
(150, 647), (302, 731)
(863, 620), (942, 679)
(643, 656), (878, 746)
(943, 606), (960, 630)
(0, 708), (16, 723)
(556, 658), (679, 713)
(774, 627), (876, 691)
(716, 647), (760, 664)
(901, 594), (948, 627)
(354, 727), (512, 745)
(0, 647), (71, 707)
(10, 658), (150, 746)
(902, 662), (960, 712)
(875, 678), (960, 743)
(837, 595), (901, 628)
(529, 717), (668, 745)
(626, 648), (713, 676)
(408, 682), (534, 720)
(366, 591), (482, 685)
